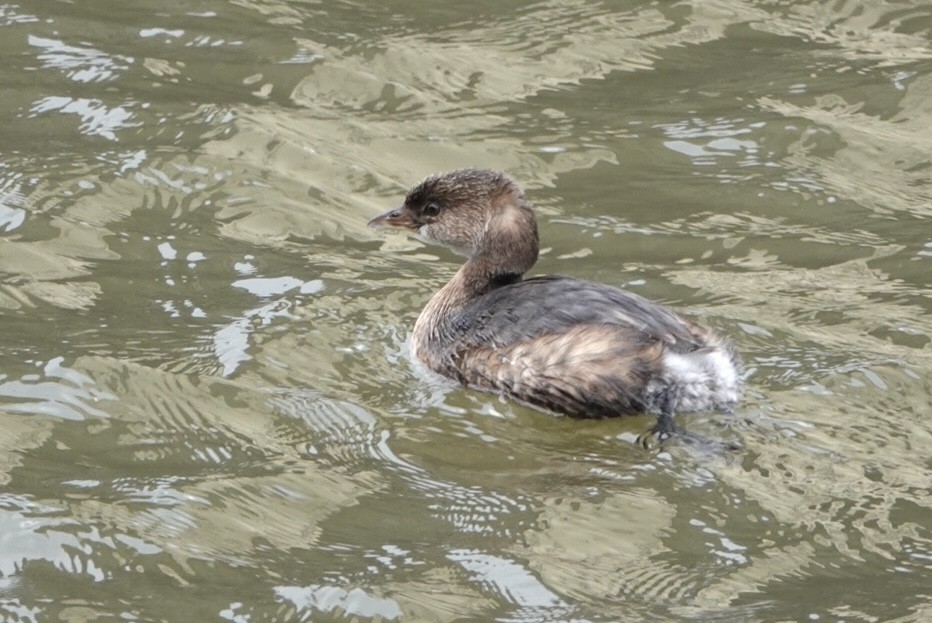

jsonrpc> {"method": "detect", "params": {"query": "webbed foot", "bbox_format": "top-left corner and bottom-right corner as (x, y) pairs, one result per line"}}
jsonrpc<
(636, 413), (741, 453)
(636, 409), (676, 450)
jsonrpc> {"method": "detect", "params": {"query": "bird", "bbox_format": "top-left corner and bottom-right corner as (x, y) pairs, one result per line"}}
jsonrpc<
(368, 168), (741, 445)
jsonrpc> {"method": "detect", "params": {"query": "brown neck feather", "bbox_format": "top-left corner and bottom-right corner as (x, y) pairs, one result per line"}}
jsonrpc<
(458, 199), (539, 300)
(411, 193), (540, 364)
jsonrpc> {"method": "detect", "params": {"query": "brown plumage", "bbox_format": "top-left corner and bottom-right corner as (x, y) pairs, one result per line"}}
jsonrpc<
(369, 169), (742, 442)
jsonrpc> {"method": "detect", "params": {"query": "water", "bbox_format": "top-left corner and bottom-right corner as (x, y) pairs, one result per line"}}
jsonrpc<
(1, 0), (930, 621)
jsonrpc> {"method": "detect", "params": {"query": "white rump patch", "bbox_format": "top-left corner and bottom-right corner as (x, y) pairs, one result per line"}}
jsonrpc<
(660, 348), (741, 412)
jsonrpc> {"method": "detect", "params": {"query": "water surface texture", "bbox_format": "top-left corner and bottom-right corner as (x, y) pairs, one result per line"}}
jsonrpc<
(1, 1), (930, 621)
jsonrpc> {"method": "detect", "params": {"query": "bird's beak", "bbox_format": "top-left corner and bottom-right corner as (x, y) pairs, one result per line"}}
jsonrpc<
(368, 206), (418, 231)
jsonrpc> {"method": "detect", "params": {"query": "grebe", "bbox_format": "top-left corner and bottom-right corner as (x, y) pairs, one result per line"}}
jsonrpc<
(368, 169), (741, 444)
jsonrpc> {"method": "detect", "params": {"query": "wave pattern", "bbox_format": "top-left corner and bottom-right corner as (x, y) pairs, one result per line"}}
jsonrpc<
(0, 0), (929, 621)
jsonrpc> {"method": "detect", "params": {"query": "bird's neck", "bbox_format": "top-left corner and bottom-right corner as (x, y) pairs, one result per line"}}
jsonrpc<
(412, 202), (539, 364)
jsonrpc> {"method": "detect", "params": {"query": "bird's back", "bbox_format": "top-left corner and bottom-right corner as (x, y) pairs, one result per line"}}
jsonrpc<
(416, 276), (739, 418)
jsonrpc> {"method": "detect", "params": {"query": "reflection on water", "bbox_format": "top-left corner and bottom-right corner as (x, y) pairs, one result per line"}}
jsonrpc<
(1, 0), (930, 621)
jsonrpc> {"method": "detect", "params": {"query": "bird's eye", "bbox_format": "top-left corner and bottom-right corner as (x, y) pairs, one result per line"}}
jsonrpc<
(422, 202), (440, 217)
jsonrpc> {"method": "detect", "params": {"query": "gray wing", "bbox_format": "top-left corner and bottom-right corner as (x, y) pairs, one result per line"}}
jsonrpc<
(449, 275), (703, 353)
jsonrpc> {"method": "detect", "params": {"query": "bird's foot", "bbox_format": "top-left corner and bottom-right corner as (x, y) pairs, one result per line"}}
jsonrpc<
(636, 412), (676, 450)
(636, 420), (742, 453)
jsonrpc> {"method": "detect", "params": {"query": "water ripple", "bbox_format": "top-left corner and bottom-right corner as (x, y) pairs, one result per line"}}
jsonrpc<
(28, 35), (132, 83)
(0, 0), (930, 621)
